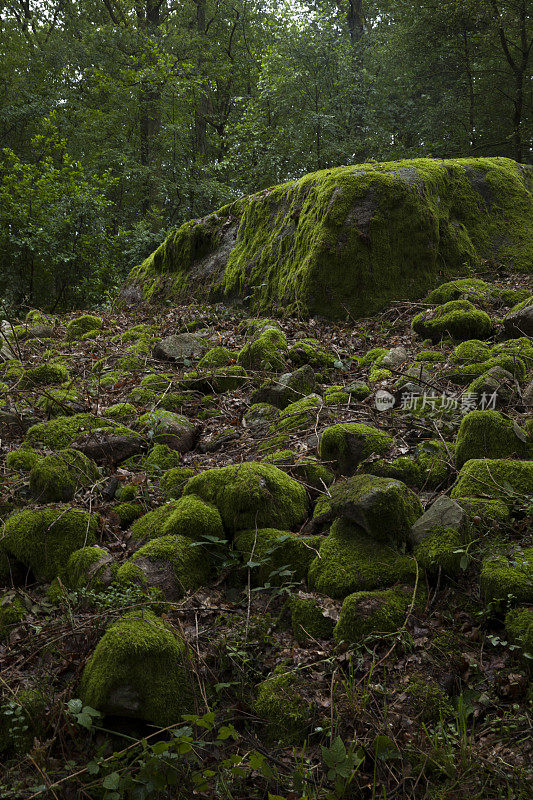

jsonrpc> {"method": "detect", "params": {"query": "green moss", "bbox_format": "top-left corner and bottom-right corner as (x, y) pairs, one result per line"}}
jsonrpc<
(80, 610), (193, 724)
(117, 340), (151, 371)
(290, 596), (335, 643)
(324, 474), (423, 546)
(98, 370), (122, 388)
(235, 528), (321, 586)
(114, 502), (144, 528)
(197, 346), (234, 368)
(451, 339), (492, 363)
(139, 373), (173, 392)
(324, 385), (349, 405)
(25, 413), (140, 450)
(162, 495), (225, 542)
(5, 447), (42, 473)
(127, 387), (155, 405)
(333, 586), (415, 644)
(492, 336), (533, 367)
(35, 387), (81, 416)
(291, 458), (335, 490)
(289, 338), (335, 369)
(237, 326), (287, 371)
(345, 381), (371, 400)
(254, 669), (310, 745)
(444, 354), (526, 385)
(105, 402), (137, 421)
(144, 444), (181, 474)
(270, 394), (323, 434)
(426, 277), (504, 306)
(415, 350), (445, 362)
(29, 449), (100, 502)
(412, 300), (492, 342)
(113, 324), (156, 343)
(451, 459), (533, 505)
(64, 546), (114, 590)
(455, 410), (531, 468)
(505, 607), (533, 659)
(359, 347), (388, 367)
(0, 594), (27, 640)
(2, 507), (99, 581)
(308, 519), (416, 599)
(367, 457), (422, 486)
(404, 675), (454, 721)
(456, 497), (510, 525)
(20, 362), (69, 388)
(160, 467), (197, 500)
(66, 314), (103, 340)
(182, 462), (308, 533)
(319, 422), (393, 475)
(129, 501), (180, 541)
(480, 547), (533, 605)
(414, 526), (465, 577)
(116, 535), (215, 596)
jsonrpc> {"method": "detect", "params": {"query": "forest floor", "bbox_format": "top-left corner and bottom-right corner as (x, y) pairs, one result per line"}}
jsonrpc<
(0, 270), (532, 800)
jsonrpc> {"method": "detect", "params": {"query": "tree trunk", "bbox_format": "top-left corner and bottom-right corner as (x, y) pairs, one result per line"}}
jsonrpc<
(137, 1), (163, 214)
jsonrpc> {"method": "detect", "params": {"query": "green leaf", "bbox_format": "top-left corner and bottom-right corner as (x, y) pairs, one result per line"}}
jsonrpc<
(102, 772), (121, 790)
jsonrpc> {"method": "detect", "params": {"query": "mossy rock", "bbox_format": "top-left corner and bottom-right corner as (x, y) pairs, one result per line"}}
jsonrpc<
(319, 422), (393, 475)
(182, 462), (308, 533)
(367, 456), (422, 487)
(254, 668), (311, 745)
(197, 346), (234, 368)
(2, 507), (99, 581)
(80, 610), (193, 724)
(426, 278), (507, 307)
(129, 501), (180, 540)
(113, 502), (144, 528)
(237, 325), (287, 371)
(19, 362), (69, 388)
(66, 314), (103, 340)
(308, 519), (416, 599)
(466, 366), (516, 406)
(234, 528), (322, 586)
(138, 409), (198, 451)
(29, 449), (100, 503)
(270, 394), (324, 434)
(143, 444), (181, 474)
(126, 158), (533, 319)
(35, 387), (83, 416)
(451, 339), (492, 363)
(290, 596), (335, 643)
(505, 607), (533, 660)
(116, 535), (215, 599)
(162, 495), (224, 542)
(63, 546), (115, 590)
(0, 592), (27, 640)
(345, 381), (371, 400)
(412, 300), (492, 342)
(105, 402), (137, 421)
(415, 349), (445, 362)
(324, 385), (350, 405)
(454, 410), (531, 468)
(333, 585), (416, 645)
(322, 474), (423, 547)
(456, 497), (511, 527)
(25, 413), (134, 450)
(252, 364), (317, 409)
(480, 546), (533, 606)
(451, 458), (533, 507)
(290, 458), (335, 490)
(414, 525), (465, 577)
(443, 354), (526, 385)
(159, 467), (197, 500)
(5, 447), (42, 473)
(289, 338), (336, 369)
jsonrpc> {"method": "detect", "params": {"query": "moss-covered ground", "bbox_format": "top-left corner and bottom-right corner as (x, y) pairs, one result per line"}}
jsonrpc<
(0, 272), (532, 799)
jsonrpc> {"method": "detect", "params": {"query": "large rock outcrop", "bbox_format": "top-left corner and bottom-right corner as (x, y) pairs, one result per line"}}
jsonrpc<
(124, 158), (532, 319)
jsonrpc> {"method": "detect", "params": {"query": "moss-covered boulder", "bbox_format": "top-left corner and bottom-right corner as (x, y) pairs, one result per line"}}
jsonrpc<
(182, 462), (308, 533)
(451, 459), (533, 506)
(254, 668), (311, 745)
(66, 314), (103, 340)
(2, 507), (99, 581)
(79, 610), (193, 724)
(505, 607), (533, 659)
(426, 277), (519, 307)
(454, 410), (531, 468)
(308, 519), (416, 599)
(5, 447), (42, 473)
(138, 409), (200, 452)
(143, 444), (181, 474)
(159, 467), (197, 500)
(412, 300), (492, 342)
(0, 592), (27, 640)
(116, 535), (215, 599)
(404, 675), (454, 721)
(290, 595), (336, 643)
(234, 528), (321, 586)
(124, 158), (532, 319)
(63, 546), (115, 590)
(452, 339), (492, 363)
(319, 474), (423, 547)
(29, 449), (100, 503)
(480, 547), (533, 605)
(25, 413), (132, 450)
(252, 364), (317, 409)
(333, 585), (416, 645)
(181, 364), (247, 393)
(237, 322), (287, 371)
(19, 362), (70, 388)
(289, 338), (335, 369)
(319, 422), (393, 475)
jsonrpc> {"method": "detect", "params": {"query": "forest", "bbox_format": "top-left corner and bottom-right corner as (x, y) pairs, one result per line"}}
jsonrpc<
(0, 3), (532, 800)
(0, 0), (531, 309)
